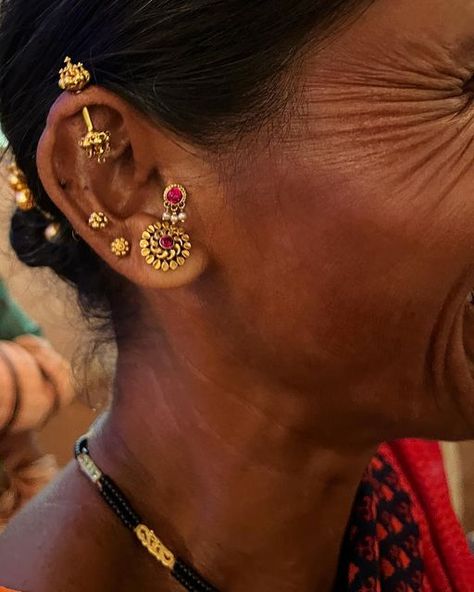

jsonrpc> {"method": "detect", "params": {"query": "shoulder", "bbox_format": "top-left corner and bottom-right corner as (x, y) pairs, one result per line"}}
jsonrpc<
(0, 463), (118, 592)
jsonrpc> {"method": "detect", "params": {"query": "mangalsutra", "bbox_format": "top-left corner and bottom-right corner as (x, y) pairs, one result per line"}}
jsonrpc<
(75, 436), (219, 592)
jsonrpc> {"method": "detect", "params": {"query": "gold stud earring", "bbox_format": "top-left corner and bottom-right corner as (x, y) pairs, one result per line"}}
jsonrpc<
(79, 107), (111, 164)
(140, 184), (192, 272)
(111, 237), (130, 258)
(88, 212), (109, 230)
(58, 57), (91, 93)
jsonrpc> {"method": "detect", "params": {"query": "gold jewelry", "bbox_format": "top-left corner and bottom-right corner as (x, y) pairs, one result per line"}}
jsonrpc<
(141, 183), (191, 272)
(79, 107), (111, 164)
(8, 164), (35, 211)
(140, 222), (191, 272)
(44, 222), (62, 243)
(111, 237), (130, 258)
(58, 57), (91, 93)
(162, 184), (188, 225)
(58, 58), (110, 164)
(88, 212), (109, 230)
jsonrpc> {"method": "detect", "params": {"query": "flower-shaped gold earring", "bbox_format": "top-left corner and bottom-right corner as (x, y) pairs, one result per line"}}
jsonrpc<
(88, 212), (109, 230)
(111, 237), (130, 258)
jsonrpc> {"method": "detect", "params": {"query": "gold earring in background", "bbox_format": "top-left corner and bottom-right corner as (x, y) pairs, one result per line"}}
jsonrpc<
(79, 107), (111, 164)
(8, 162), (60, 242)
(111, 237), (130, 258)
(8, 164), (35, 211)
(88, 212), (109, 230)
(140, 184), (192, 272)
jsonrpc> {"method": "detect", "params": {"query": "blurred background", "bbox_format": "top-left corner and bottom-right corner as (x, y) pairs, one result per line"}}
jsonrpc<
(0, 160), (473, 531)
(0, 161), (98, 466)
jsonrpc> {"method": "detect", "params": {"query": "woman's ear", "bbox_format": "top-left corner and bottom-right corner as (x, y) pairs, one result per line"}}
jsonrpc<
(37, 87), (208, 289)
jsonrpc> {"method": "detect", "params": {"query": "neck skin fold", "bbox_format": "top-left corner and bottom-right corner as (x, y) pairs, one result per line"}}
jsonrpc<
(90, 331), (376, 592)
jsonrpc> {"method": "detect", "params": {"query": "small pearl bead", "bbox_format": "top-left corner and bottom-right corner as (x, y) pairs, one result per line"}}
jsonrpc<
(178, 213), (187, 222)
(44, 223), (61, 242)
(162, 212), (171, 221)
(170, 214), (179, 224)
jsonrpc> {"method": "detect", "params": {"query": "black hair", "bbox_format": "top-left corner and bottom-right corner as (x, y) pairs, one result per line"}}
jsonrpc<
(0, 0), (366, 319)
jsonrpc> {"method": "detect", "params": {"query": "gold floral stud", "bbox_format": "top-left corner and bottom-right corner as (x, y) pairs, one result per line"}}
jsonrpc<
(111, 237), (130, 258)
(58, 57), (91, 93)
(88, 212), (109, 230)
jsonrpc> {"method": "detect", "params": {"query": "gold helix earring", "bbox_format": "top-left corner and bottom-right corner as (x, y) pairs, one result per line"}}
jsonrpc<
(140, 184), (192, 272)
(58, 57), (111, 164)
(79, 107), (111, 164)
(59, 57), (90, 93)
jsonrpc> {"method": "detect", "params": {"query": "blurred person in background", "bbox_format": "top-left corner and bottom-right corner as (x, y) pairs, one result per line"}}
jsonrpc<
(0, 276), (74, 529)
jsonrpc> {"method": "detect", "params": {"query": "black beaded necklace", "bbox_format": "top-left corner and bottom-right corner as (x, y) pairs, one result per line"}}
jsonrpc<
(74, 435), (220, 592)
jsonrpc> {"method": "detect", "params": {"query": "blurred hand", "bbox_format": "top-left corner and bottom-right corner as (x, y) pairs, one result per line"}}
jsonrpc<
(0, 431), (57, 530)
(0, 335), (75, 434)
(0, 335), (73, 527)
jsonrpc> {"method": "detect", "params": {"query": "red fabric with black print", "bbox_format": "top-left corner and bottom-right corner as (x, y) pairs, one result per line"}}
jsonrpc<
(335, 440), (474, 592)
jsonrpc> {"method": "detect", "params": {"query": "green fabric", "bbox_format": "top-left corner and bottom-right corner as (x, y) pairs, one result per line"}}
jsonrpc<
(0, 279), (42, 340)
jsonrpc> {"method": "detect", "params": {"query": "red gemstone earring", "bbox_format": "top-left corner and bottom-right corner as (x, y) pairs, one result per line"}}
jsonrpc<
(140, 184), (192, 272)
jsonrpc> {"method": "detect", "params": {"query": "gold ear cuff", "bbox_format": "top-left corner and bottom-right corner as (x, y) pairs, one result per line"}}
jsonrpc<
(58, 57), (111, 164)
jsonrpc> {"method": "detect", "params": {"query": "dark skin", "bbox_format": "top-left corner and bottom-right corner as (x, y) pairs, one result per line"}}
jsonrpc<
(2, 0), (474, 589)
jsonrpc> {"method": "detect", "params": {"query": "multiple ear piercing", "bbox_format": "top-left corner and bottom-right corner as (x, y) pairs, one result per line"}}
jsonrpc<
(58, 57), (192, 269)
(8, 58), (192, 270)
(89, 182), (192, 268)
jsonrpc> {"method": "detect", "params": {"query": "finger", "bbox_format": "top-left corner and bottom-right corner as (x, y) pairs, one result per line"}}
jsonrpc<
(0, 342), (56, 433)
(14, 335), (75, 408)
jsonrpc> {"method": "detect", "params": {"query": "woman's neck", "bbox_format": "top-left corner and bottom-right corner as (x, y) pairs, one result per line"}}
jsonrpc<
(89, 344), (376, 592)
